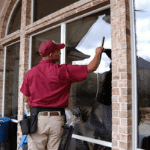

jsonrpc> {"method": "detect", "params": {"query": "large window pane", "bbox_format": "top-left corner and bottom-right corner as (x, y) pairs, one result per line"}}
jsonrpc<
(66, 9), (112, 142)
(135, 0), (150, 149)
(7, 0), (21, 35)
(32, 27), (61, 67)
(34, 0), (79, 22)
(5, 42), (20, 117)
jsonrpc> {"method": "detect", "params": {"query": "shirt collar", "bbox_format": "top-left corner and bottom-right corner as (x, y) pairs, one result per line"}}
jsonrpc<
(40, 60), (55, 64)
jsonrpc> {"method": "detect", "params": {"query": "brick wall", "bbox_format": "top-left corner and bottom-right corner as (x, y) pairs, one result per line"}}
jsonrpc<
(17, 0), (31, 146)
(0, 46), (4, 116)
(0, 0), (133, 149)
(110, 0), (132, 149)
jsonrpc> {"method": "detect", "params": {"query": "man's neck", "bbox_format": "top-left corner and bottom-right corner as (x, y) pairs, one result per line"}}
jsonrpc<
(42, 58), (50, 60)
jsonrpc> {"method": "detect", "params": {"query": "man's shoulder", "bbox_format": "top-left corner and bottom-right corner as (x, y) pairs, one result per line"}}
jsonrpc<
(25, 65), (37, 77)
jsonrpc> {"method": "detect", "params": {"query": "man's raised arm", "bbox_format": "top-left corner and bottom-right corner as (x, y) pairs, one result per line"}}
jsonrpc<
(87, 46), (103, 73)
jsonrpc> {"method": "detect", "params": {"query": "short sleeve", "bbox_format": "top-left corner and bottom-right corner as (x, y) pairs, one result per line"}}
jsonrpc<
(66, 64), (88, 83)
(20, 74), (31, 97)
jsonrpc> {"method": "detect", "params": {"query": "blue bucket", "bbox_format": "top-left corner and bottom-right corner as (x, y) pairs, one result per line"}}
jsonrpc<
(0, 117), (10, 142)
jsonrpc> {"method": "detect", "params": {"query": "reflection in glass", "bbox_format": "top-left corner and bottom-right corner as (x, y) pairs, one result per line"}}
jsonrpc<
(66, 9), (112, 145)
(7, 0), (21, 35)
(32, 27), (61, 67)
(34, 0), (79, 21)
(135, 0), (150, 149)
(5, 43), (20, 117)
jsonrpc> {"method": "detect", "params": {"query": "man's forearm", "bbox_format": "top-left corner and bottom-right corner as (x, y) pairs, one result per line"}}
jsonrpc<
(87, 54), (101, 73)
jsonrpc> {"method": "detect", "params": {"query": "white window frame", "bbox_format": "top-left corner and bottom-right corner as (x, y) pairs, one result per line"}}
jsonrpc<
(2, 40), (20, 117)
(31, 0), (34, 23)
(130, 0), (145, 150)
(29, 4), (112, 148)
(61, 23), (66, 64)
(5, 0), (21, 36)
(130, 0), (137, 149)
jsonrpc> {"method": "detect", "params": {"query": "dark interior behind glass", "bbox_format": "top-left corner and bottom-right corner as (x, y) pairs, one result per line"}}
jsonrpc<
(34, 0), (79, 21)
(5, 43), (20, 117)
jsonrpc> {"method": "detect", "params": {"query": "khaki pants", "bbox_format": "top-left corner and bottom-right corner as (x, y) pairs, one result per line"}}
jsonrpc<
(28, 113), (64, 150)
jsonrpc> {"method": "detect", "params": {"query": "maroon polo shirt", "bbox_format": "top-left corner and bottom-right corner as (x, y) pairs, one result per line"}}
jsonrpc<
(20, 60), (88, 108)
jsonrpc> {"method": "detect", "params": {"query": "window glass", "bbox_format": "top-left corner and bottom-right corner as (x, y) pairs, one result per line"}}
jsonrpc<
(135, 0), (150, 149)
(7, 0), (21, 35)
(5, 42), (20, 118)
(32, 27), (61, 67)
(66, 9), (112, 142)
(34, 0), (79, 21)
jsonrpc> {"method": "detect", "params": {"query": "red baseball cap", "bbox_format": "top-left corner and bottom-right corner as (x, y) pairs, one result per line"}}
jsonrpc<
(39, 40), (65, 57)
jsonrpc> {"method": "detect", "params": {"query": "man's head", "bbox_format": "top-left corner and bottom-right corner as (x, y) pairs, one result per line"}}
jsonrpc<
(39, 40), (65, 60)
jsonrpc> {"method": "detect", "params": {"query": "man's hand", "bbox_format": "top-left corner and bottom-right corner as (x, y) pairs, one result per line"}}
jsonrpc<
(95, 46), (103, 56)
(25, 96), (29, 103)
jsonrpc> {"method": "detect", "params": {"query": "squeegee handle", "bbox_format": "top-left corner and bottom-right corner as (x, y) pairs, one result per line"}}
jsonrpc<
(101, 36), (105, 47)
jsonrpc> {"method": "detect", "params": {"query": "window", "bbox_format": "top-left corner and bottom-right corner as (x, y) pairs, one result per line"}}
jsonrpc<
(33, 0), (79, 22)
(29, 7), (111, 148)
(7, 0), (21, 35)
(4, 42), (20, 117)
(66, 9), (112, 145)
(135, 0), (150, 149)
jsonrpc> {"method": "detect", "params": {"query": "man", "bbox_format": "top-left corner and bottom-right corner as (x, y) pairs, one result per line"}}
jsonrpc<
(20, 40), (103, 150)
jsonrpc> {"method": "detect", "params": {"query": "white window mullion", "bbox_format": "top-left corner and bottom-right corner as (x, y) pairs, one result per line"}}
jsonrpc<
(2, 47), (7, 117)
(31, 0), (34, 23)
(130, 0), (138, 149)
(29, 36), (32, 70)
(61, 23), (66, 64)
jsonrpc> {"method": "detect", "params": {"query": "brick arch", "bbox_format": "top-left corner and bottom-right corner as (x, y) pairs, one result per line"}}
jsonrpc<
(0, 0), (19, 38)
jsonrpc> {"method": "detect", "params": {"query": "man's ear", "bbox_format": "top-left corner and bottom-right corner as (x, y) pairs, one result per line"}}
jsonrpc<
(49, 53), (53, 58)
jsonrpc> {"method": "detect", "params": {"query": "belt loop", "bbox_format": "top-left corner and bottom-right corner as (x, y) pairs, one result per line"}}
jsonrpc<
(49, 112), (51, 117)
(58, 111), (61, 116)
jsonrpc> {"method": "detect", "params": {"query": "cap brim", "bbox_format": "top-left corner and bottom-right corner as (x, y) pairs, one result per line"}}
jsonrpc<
(56, 44), (65, 50)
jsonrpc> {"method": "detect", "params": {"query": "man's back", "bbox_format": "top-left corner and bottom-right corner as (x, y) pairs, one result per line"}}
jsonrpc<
(21, 60), (88, 108)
